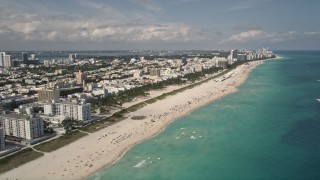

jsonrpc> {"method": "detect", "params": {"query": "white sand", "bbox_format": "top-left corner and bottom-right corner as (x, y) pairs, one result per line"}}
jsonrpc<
(1, 61), (263, 180)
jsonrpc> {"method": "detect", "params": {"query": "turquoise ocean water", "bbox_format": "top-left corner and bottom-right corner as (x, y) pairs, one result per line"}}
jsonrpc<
(89, 51), (320, 180)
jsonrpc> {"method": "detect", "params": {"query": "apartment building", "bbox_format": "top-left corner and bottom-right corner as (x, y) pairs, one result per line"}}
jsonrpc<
(0, 127), (5, 151)
(43, 101), (91, 121)
(0, 113), (44, 140)
(38, 89), (60, 102)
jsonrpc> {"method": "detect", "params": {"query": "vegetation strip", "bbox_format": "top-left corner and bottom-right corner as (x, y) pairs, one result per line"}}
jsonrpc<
(0, 148), (44, 174)
(131, 116), (147, 120)
(33, 130), (87, 152)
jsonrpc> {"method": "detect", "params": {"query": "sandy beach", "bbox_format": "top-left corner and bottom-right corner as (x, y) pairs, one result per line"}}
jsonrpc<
(1, 60), (264, 180)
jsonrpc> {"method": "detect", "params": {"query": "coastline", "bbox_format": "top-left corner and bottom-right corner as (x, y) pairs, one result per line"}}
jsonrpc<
(1, 60), (265, 180)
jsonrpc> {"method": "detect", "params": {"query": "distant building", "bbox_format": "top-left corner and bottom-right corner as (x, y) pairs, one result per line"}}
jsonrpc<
(92, 88), (108, 98)
(133, 70), (143, 78)
(230, 49), (238, 60)
(215, 58), (228, 68)
(0, 127), (5, 151)
(43, 101), (91, 121)
(30, 54), (36, 60)
(0, 113), (44, 140)
(237, 54), (247, 61)
(43, 60), (51, 67)
(69, 54), (76, 62)
(149, 68), (161, 77)
(38, 89), (60, 102)
(3, 55), (12, 67)
(0, 52), (5, 67)
(22, 52), (29, 65)
(55, 69), (67, 75)
(76, 70), (87, 84)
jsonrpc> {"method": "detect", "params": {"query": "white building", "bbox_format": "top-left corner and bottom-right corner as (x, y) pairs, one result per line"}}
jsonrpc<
(133, 70), (143, 78)
(0, 127), (5, 151)
(92, 88), (108, 98)
(3, 55), (12, 67)
(230, 49), (238, 60)
(43, 101), (91, 121)
(0, 113), (44, 140)
(0, 52), (5, 67)
(214, 57), (229, 68)
(43, 60), (51, 67)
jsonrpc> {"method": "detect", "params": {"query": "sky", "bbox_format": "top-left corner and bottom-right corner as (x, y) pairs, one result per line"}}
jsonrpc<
(0, 0), (320, 50)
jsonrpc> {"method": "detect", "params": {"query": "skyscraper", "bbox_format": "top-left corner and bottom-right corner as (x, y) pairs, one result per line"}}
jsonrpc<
(230, 49), (238, 60)
(22, 52), (29, 65)
(69, 54), (76, 62)
(0, 52), (5, 67)
(3, 55), (12, 67)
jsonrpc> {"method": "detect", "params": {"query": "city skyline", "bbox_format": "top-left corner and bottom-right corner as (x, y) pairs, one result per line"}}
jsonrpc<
(0, 0), (320, 50)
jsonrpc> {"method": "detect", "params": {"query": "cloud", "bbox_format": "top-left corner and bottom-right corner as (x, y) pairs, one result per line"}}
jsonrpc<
(229, 4), (253, 11)
(222, 30), (307, 44)
(130, 0), (163, 12)
(0, 13), (205, 43)
(304, 31), (320, 36)
(225, 30), (263, 42)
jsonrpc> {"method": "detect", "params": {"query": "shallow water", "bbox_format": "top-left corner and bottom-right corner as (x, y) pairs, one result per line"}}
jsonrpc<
(89, 51), (320, 180)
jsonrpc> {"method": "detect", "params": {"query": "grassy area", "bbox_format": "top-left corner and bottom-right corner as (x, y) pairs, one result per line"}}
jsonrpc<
(127, 102), (147, 112)
(145, 98), (157, 104)
(131, 116), (147, 120)
(0, 148), (44, 174)
(34, 130), (87, 152)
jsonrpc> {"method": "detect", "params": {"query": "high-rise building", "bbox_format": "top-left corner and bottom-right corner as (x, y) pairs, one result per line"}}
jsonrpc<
(230, 49), (238, 60)
(76, 70), (87, 84)
(3, 55), (12, 67)
(0, 52), (5, 67)
(237, 54), (247, 61)
(69, 54), (76, 62)
(38, 89), (60, 102)
(0, 113), (44, 140)
(214, 57), (229, 68)
(30, 54), (36, 60)
(22, 52), (29, 65)
(43, 101), (91, 121)
(0, 127), (5, 151)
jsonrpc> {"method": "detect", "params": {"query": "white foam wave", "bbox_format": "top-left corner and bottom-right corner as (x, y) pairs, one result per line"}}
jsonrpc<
(134, 160), (147, 168)
(190, 136), (197, 139)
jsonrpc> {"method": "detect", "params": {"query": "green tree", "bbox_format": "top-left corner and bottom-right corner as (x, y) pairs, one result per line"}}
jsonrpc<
(61, 118), (77, 133)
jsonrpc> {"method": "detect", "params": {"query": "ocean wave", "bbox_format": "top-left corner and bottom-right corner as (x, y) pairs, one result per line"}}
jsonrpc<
(134, 160), (147, 168)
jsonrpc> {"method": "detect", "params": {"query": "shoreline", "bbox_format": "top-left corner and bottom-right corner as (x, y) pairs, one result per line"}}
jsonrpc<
(1, 60), (265, 180)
